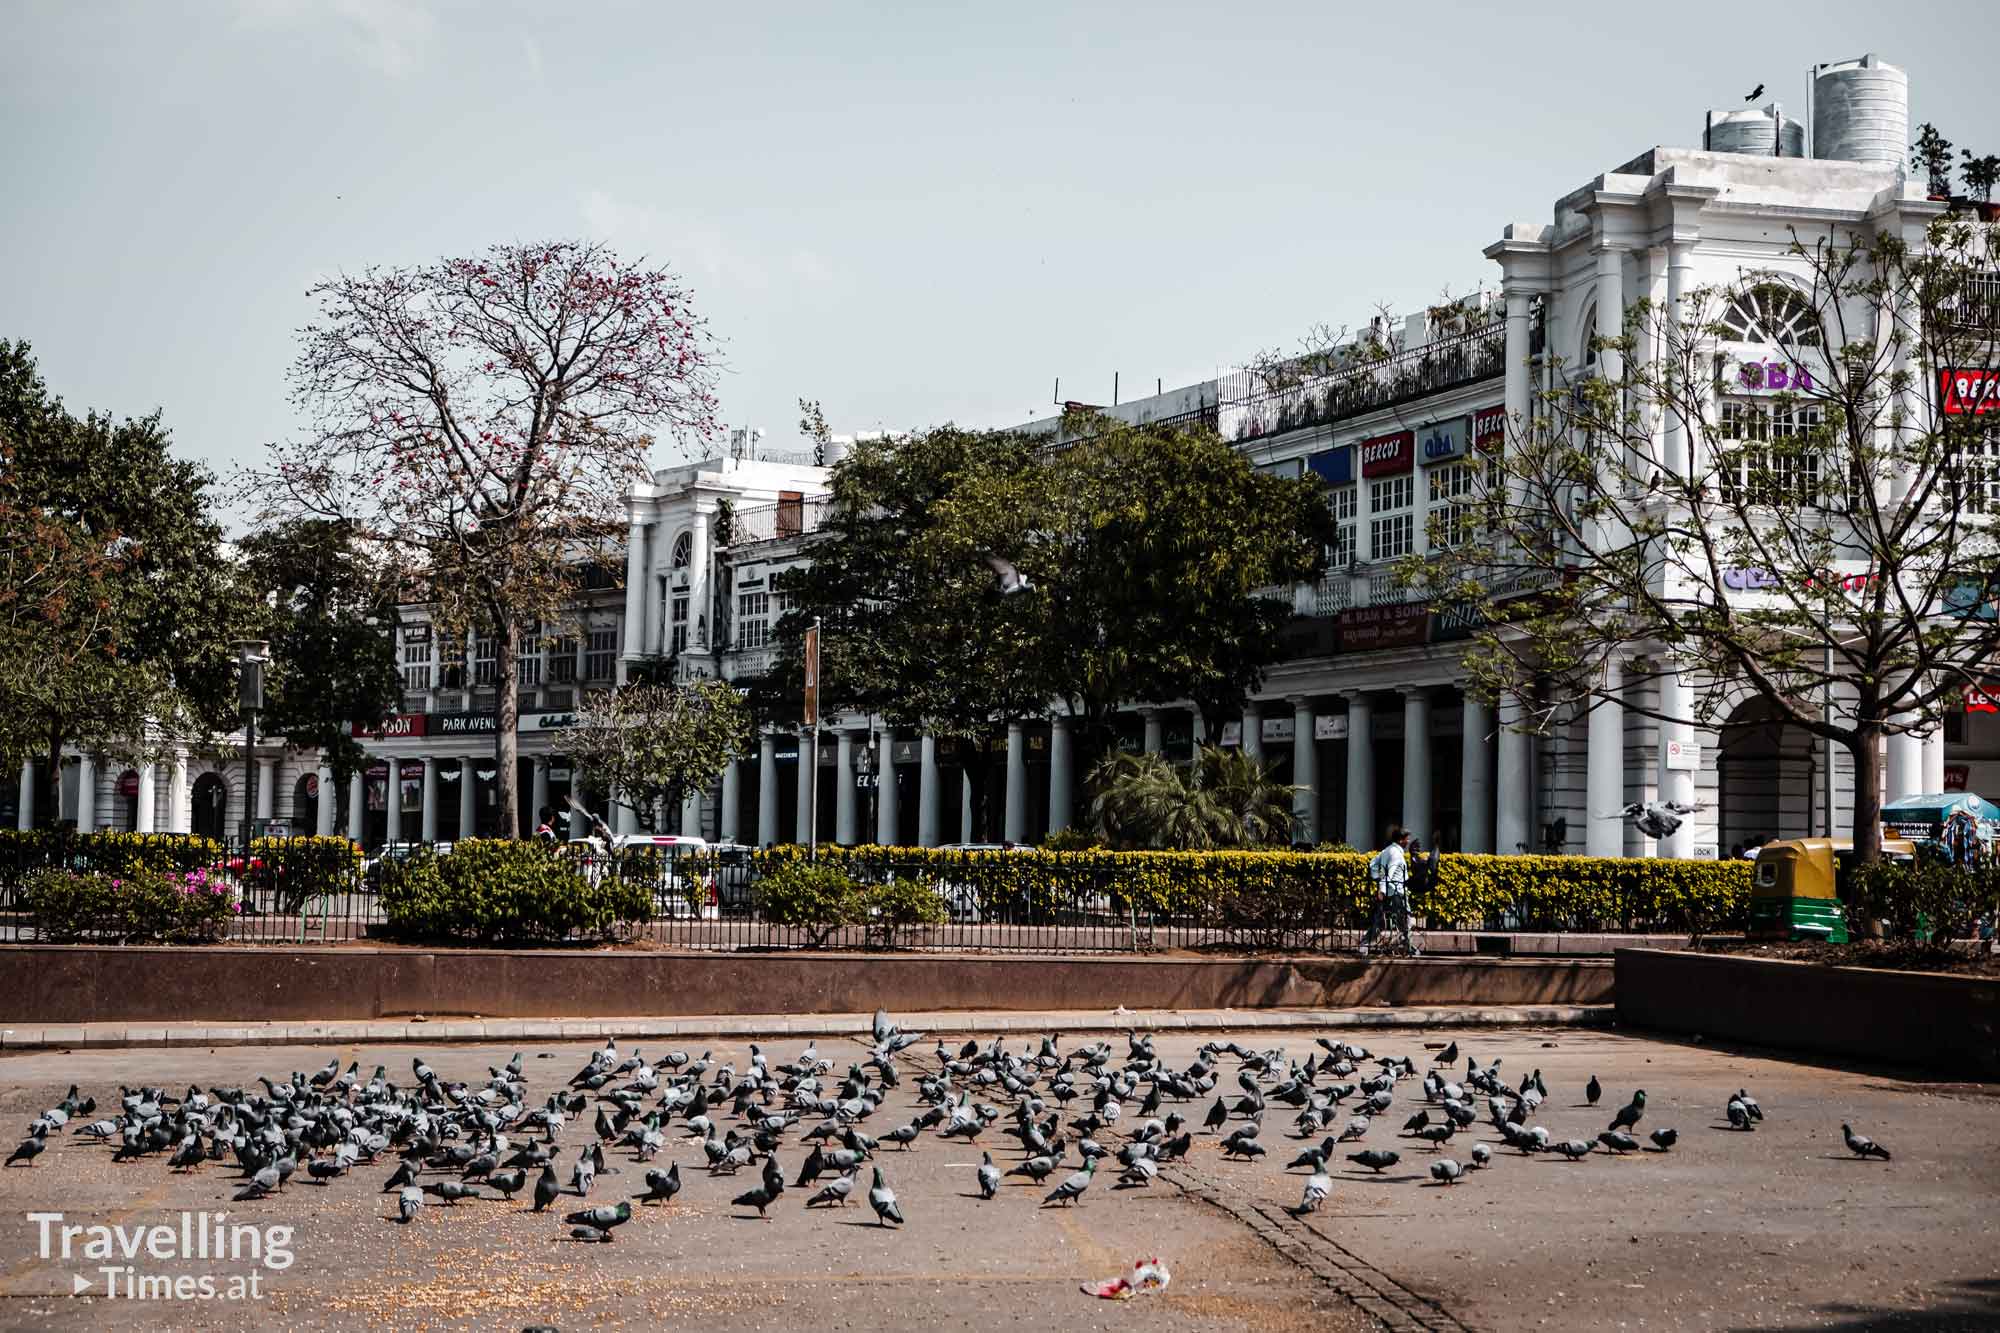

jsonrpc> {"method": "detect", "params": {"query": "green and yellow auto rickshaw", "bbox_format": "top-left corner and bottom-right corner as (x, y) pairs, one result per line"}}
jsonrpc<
(1749, 837), (1917, 943)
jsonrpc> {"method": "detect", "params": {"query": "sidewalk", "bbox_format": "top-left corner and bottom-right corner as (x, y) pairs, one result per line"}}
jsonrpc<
(0, 1003), (1611, 1051)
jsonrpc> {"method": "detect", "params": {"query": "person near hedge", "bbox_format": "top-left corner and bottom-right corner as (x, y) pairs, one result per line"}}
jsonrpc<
(1361, 826), (1417, 956)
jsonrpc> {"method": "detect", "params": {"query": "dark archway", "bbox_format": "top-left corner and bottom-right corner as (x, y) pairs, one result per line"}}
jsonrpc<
(191, 772), (229, 842)
(1717, 697), (1816, 853)
(293, 772), (319, 833)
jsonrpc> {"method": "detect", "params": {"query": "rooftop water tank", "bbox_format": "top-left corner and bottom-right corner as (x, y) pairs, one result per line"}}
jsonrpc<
(1705, 104), (1806, 157)
(1813, 54), (1908, 168)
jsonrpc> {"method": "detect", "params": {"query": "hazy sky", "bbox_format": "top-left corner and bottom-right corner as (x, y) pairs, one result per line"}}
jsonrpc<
(3, 1), (1988, 523)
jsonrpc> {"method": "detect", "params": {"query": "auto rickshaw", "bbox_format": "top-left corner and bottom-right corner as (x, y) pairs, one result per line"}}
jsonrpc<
(1749, 837), (1916, 942)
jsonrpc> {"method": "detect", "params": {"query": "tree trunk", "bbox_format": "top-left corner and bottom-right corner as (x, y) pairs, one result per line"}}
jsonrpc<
(1847, 723), (1883, 864)
(495, 621), (521, 838)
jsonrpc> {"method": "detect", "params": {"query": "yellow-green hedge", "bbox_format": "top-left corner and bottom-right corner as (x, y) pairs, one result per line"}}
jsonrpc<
(0, 829), (224, 891)
(753, 845), (1751, 938)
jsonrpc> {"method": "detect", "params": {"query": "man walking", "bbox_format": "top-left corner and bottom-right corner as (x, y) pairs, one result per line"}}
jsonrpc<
(1361, 825), (1417, 957)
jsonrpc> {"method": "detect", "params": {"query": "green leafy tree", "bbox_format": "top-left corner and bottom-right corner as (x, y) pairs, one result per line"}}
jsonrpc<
(1961, 149), (2000, 205)
(564, 679), (750, 833)
(235, 518), (404, 804)
(1085, 745), (1298, 850)
(1911, 123), (1954, 199)
(0, 340), (245, 817)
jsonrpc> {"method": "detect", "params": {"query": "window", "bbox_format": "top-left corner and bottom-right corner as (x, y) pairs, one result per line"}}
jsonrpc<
(549, 633), (579, 683)
(1949, 423), (2000, 516)
(584, 625), (618, 681)
(437, 635), (465, 689)
(515, 651), (541, 686)
(1327, 485), (1357, 567)
(1718, 398), (1826, 506)
(1719, 281), (1821, 348)
(471, 630), (498, 687)
(737, 591), (770, 649)
(670, 595), (689, 654)
(1428, 462), (1479, 549)
(772, 570), (800, 616)
(671, 531), (693, 569)
(1369, 474), (1414, 560)
(400, 637), (431, 692)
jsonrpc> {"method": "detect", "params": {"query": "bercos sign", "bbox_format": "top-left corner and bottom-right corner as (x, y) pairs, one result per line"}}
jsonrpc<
(1359, 430), (1413, 477)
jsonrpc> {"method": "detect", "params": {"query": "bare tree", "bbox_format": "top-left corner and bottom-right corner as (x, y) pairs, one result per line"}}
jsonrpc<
(259, 241), (719, 837)
(1423, 213), (1999, 862)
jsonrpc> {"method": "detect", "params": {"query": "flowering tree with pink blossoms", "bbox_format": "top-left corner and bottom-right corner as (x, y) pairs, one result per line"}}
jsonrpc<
(259, 241), (720, 837)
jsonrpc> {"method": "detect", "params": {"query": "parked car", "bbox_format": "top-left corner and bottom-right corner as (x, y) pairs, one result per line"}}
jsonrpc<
(565, 834), (719, 919)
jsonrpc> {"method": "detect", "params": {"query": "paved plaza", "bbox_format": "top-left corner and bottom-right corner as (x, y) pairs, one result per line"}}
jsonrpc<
(0, 1025), (1991, 1331)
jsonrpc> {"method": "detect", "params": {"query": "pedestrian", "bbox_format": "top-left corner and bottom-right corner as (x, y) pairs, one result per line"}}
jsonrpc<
(1361, 826), (1416, 957)
(534, 806), (557, 843)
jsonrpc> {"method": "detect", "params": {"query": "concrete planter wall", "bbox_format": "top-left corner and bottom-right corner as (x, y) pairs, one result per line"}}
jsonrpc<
(0, 947), (1610, 1026)
(1614, 948), (2000, 1077)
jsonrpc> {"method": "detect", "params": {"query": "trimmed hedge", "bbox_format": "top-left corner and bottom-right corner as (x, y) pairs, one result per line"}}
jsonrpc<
(0, 830), (224, 893)
(755, 844), (1753, 943)
(378, 838), (651, 944)
(753, 857), (949, 948)
(242, 836), (363, 912)
(23, 864), (240, 942)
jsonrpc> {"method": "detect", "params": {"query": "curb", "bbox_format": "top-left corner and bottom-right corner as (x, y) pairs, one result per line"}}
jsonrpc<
(0, 1005), (1613, 1052)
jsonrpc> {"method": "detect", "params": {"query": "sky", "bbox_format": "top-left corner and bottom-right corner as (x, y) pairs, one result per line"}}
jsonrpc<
(2, 1), (1990, 526)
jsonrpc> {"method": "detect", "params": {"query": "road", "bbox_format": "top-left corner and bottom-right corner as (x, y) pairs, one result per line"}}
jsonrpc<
(0, 1026), (1990, 1331)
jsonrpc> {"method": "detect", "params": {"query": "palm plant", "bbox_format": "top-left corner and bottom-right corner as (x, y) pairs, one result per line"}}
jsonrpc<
(1085, 745), (1299, 850)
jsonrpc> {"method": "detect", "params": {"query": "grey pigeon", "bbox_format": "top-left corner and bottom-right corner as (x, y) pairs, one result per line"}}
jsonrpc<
(1842, 1124), (1890, 1160)
(806, 1173), (855, 1208)
(423, 1181), (481, 1205)
(6, 1137), (45, 1167)
(976, 1152), (1000, 1200)
(487, 1168), (527, 1199)
(1736, 1090), (1764, 1122)
(868, 1167), (904, 1226)
(1290, 1169), (1331, 1215)
(569, 1225), (613, 1243)
(1553, 1139), (1593, 1160)
(1597, 1131), (1639, 1154)
(1042, 1158), (1097, 1207)
(564, 1200), (632, 1230)
(731, 1180), (783, 1218)
(397, 1185), (422, 1223)
(532, 1162), (562, 1211)
(1347, 1149), (1399, 1173)
(1726, 1099), (1754, 1131)
(1468, 1142), (1491, 1168)
(1430, 1158), (1465, 1185)
(235, 1165), (280, 1200)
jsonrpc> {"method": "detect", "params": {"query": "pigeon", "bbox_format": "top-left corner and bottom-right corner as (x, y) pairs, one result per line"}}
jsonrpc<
(422, 1181), (481, 1205)
(985, 554), (1032, 595)
(1291, 1170), (1331, 1215)
(1007, 1154), (1062, 1184)
(1436, 1041), (1458, 1067)
(868, 1167), (904, 1226)
(235, 1166), (281, 1200)
(1745, 83), (1764, 102)
(382, 1159), (418, 1192)
(1608, 1091), (1645, 1132)
(635, 1163), (681, 1205)
(565, 1201), (632, 1230)
(732, 1179), (784, 1218)
(1736, 1090), (1764, 1122)
(5, 1137), (45, 1167)
(1553, 1139), (1593, 1161)
(1598, 1131), (1639, 1154)
(1468, 1142), (1491, 1168)
(397, 1185), (422, 1223)
(1649, 1129), (1678, 1152)
(532, 1163), (563, 1211)
(1203, 1098), (1228, 1133)
(1043, 1158), (1097, 1207)
(569, 1225), (613, 1243)
(1726, 1099), (1755, 1131)
(1347, 1149), (1399, 1173)
(805, 1173), (855, 1208)
(1430, 1158), (1465, 1185)
(1585, 1075), (1601, 1106)
(1841, 1124), (1891, 1160)
(976, 1152), (1000, 1200)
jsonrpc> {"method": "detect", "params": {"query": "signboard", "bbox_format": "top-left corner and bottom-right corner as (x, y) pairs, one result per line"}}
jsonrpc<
(802, 624), (820, 727)
(1261, 715), (1295, 743)
(117, 771), (140, 798)
(433, 712), (497, 736)
(1359, 430), (1414, 478)
(518, 711), (576, 732)
(892, 740), (921, 765)
(352, 713), (427, 739)
(1939, 368), (2000, 416)
(1417, 416), (1469, 465)
(1472, 404), (1507, 451)
(1337, 603), (1429, 652)
(399, 762), (422, 813)
(1664, 739), (1702, 771)
(1305, 446), (1354, 486)
(1431, 601), (1485, 643)
(1944, 764), (1969, 792)
(1315, 714), (1345, 741)
(1729, 358), (1816, 393)
(401, 624), (432, 645)
(1219, 721), (1242, 747)
(1964, 682), (2000, 714)
(304, 773), (319, 798)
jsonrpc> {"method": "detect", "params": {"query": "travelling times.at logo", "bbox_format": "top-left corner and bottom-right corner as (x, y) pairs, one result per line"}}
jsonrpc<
(28, 1211), (292, 1301)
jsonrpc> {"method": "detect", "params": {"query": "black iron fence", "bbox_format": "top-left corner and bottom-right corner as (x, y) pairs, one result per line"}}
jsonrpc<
(0, 832), (1750, 952)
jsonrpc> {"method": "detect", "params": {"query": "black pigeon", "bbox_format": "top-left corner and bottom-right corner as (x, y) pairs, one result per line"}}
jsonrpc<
(1842, 1124), (1891, 1160)
(488, 1168), (527, 1199)
(531, 1163), (562, 1211)
(732, 1179), (782, 1218)
(1437, 1041), (1458, 1067)
(1348, 1149), (1399, 1173)
(1585, 1075), (1602, 1106)
(6, 1137), (45, 1167)
(1598, 1131), (1639, 1154)
(1203, 1097), (1228, 1132)
(1608, 1090), (1645, 1132)
(634, 1163), (681, 1205)
(382, 1159), (417, 1192)
(1649, 1128), (1678, 1151)
(1745, 83), (1764, 102)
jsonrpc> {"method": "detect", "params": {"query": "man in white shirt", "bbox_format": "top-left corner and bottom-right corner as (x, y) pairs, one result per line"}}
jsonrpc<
(1360, 826), (1416, 956)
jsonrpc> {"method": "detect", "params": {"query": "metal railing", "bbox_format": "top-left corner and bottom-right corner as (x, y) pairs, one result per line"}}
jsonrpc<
(1221, 320), (1507, 444)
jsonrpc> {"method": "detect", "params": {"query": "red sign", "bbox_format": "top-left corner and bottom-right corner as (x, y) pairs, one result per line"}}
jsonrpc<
(304, 774), (319, 798)
(1965, 682), (2000, 713)
(1337, 603), (1429, 652)
(1358, 430), (1414, 477)
(1940, 368), (2000, 416)
(1472, 404), (1507, 451)
(352, 713), (427, 739)
(117, 771), (140, 798)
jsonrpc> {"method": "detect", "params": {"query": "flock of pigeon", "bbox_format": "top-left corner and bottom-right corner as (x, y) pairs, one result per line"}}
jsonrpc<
(6, 1017), (1897, 1250)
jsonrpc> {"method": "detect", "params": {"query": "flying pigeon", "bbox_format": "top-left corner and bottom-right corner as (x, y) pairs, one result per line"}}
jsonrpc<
(868, 1167), (904, 1226)
(984, 554), (1032, 595)
(1745, 83), (1765, 101)
(1290, 1170), (1331, 1215)
(1841, 1124), (1891, 1160)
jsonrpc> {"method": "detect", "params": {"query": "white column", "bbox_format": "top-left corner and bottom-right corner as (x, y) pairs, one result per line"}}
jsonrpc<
(681, 790), (701, 840)
(16, 761), (32, 831)
(1142, 708), (1163, 755)
(532, 755), (551, 828)
(384, 761), (402, 846)
(1344, 694), (1374, 848)
(720, 754), (742, 844)
(417, 759), (437, 841)
(1586, 657), (1625, 856)
(135, 762), (156, 833)
(1402, 688), (1433, 844)
(1663, 242), (1695, 478)
(918, 734), (942, 847)
(1047, 717), (1072, 834)
(458, 757), (476, 839)
(1290, 696), (1318, 844)
(1460, 695), (1492, 853)
(1656, 669), (1696, 858)
(257, 759), (276, 820)
(1496, 693), (1534, 854)
(795, 732), (816, 845)
(961, 769), (974, 842)
(1503, 288), (1534, 509)
(74, 752), (95, 833)
(835, 729), (859, 845)
(168, 750), (190, 834)
(1923, 725), (1947, 796)
(1242, 702), (1262, 762)
(619, 515), (649, 680)
(1003, 722), (1028, 844)
(689, 509), (711, 651)
(348, 770), (366, 842)
(876, 731), (900, 845)
(1886, 724), (1924, 802)
(317, 764), (336, 836)
(757, 733), (779, 847)
(1594, 245), (1626, 382)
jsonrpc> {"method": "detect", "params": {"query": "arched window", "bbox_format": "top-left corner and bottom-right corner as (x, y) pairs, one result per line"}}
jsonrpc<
(1579, 300), (1600, 368)
(671, 532), (693, 568)
(191, 772), (228, 842)
(1720, 281), (1821, 348)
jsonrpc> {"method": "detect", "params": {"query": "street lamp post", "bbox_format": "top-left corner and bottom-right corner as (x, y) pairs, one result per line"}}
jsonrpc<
(233, 639), (270, 852)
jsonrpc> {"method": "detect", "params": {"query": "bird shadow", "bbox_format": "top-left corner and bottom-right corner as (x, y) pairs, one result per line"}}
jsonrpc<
(1819, 1155), (1883, 1163)
(1340, 1172), (1421, 1184)
(837, 1220), (896, 1229)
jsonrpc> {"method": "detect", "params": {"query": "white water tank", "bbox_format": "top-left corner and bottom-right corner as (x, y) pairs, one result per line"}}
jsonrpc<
(1813, 54), (1908, 168)
(1706, 104), (1805, 157)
